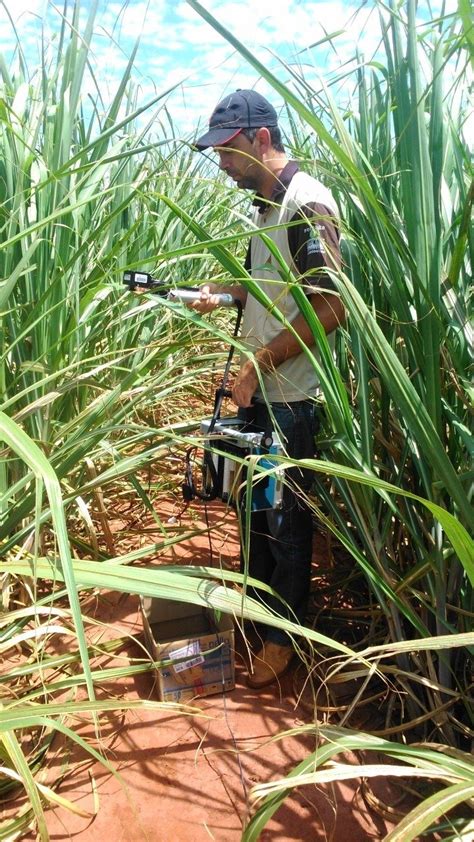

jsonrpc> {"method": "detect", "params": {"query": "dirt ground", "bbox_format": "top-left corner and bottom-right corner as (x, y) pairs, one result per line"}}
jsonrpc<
(14, 499), (401, 841)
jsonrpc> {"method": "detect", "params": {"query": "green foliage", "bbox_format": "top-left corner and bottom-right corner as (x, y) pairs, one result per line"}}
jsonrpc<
(0, 0), (472, 840)
(0, 0), (244, 548)
(187, 0), (473, 838)
(0, 3), (247, 837)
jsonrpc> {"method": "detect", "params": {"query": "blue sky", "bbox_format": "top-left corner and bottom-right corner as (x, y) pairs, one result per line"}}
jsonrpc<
(0, 0), (463, 142)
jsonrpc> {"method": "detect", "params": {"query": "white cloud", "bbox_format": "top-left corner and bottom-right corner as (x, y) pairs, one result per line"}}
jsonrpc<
(0, 0), (467, 138)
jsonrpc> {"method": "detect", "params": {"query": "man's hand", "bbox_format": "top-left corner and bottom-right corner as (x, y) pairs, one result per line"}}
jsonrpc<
(231, 359), (259, 407)
(189, 284), (223, 314)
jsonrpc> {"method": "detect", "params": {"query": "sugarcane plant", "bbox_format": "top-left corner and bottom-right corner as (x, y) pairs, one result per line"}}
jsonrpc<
(185, 0), (473, 839)
(0, 0), (473, 839)
(0, 2), (371, 838)
(0, 2), (253, 838)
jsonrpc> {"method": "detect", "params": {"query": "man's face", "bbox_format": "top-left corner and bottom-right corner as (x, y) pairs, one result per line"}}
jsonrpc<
(214, 131), (262, 191)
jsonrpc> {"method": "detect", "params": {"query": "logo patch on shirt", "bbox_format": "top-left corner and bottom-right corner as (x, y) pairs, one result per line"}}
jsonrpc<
(307, 236), (325, 255)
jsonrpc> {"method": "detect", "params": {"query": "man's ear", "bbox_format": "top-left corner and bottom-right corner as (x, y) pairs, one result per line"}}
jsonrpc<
(255, 126), (272, 154)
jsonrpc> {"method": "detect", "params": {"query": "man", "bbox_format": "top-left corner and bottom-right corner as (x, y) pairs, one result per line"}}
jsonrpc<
(193, 89), (344, 689)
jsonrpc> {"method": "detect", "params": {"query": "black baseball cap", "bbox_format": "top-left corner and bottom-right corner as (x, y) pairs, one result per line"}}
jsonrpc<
(194, 89), (278, 151)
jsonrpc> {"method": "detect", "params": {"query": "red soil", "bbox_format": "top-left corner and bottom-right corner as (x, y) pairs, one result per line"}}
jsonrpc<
(17, 500), (398, 841)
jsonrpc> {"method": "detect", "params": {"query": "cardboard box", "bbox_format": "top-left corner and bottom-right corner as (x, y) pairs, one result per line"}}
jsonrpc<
(141, 596), (235, 703)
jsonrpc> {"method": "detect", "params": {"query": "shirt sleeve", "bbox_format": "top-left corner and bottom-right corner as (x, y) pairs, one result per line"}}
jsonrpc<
(287, 201), (340, 293)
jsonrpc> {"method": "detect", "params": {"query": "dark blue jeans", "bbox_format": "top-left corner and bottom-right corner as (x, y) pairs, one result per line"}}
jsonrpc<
(238, 400), (318, 645)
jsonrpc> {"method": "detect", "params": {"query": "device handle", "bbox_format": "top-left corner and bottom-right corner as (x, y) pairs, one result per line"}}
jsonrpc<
(167, 289), (236, 308)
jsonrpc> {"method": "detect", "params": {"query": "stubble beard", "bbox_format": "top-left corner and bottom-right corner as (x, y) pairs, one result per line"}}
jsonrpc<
(233, 169), (260, 191)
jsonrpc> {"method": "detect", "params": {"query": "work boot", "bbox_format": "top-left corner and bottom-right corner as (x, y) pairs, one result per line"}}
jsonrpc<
(246, 641), (294, 689)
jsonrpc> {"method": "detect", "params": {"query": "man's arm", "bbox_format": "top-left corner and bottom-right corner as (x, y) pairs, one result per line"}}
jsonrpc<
(232, 290), (344, 407)
(233, 200), (344, 407)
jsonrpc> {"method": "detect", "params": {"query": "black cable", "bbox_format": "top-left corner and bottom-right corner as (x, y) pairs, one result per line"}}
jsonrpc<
(184, 300), (243, 503)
